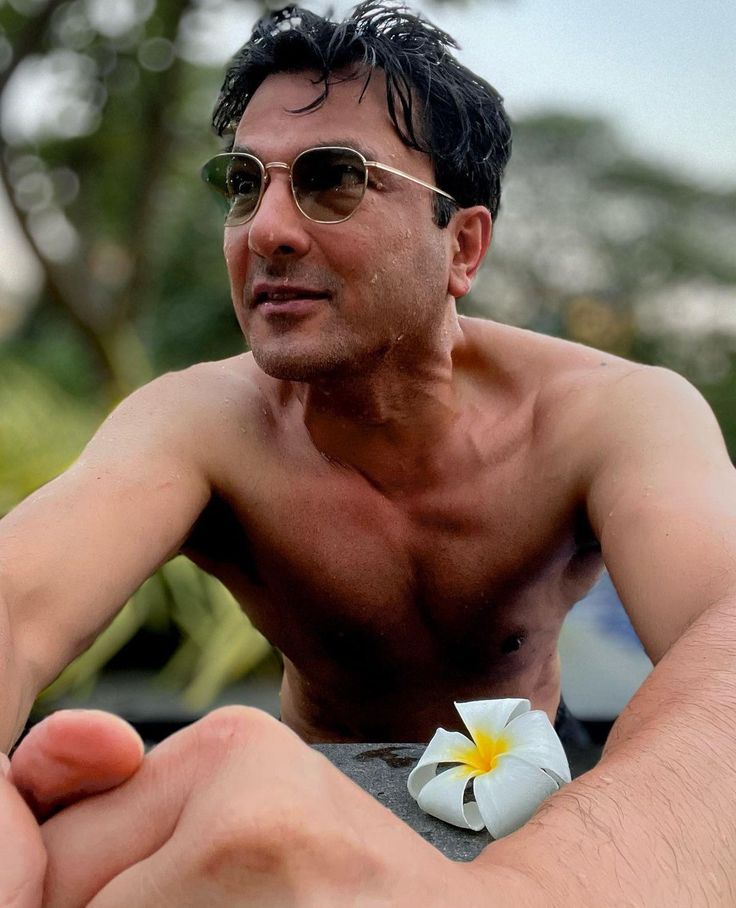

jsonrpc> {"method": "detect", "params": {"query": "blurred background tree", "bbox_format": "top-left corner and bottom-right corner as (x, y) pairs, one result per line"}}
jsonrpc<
(0, 0), (281, 710)
(0, 0), (734, 715)
(467, 114), (736, 443)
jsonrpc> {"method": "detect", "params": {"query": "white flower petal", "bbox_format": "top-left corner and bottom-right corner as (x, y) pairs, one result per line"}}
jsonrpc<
(409, 699), (571, 837)
(406, 728), (476, 799)
(473, 753), (560, 839)
(455, 698), (530, 743)
(541, 766), (569, 788)
(415, 765), (485, 831)
(503, 710), (572, 784)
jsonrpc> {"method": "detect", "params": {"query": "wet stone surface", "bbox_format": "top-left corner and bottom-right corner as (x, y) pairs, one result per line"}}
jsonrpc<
(313, 742), (492, 861)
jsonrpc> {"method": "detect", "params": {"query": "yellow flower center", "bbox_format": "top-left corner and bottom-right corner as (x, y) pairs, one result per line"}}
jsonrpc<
(468, 731), (510, 773)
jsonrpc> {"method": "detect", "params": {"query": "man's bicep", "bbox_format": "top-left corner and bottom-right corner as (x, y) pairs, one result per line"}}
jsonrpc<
(0, 375), (213, 691)
(584, 368), (736, 663)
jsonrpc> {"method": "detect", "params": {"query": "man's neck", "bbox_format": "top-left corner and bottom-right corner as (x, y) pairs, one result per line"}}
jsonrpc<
(297, 313), (476, 494)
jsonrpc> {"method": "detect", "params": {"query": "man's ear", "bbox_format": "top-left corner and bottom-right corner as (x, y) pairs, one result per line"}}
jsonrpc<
(447, 206), (492, 299)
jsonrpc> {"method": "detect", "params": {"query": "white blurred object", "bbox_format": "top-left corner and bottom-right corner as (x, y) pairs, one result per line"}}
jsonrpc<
(560, 572), (653, 720)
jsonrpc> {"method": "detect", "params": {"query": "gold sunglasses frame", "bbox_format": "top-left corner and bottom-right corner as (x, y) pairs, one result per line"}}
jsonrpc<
(201, 145), (458, 226)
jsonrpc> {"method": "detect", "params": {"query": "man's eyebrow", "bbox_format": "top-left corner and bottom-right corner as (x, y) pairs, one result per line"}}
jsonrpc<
(226, 140), (383, 160)
(318, 140), (381, 160)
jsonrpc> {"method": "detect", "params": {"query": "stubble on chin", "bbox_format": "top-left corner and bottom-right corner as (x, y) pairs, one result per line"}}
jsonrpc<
(249, 334), (363, 383)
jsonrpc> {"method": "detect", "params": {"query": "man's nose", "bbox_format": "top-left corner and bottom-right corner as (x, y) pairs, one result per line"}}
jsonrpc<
(246, 170), (312, 259)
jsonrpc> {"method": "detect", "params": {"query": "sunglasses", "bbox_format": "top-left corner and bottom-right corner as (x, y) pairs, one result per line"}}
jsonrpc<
(200, 145), (457, 226)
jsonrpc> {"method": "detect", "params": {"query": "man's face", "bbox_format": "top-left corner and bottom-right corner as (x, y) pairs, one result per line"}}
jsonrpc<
(224, 69), (456, 382)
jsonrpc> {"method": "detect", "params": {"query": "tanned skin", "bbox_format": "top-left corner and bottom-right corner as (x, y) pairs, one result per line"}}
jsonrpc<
(2, 71), (736, 906)
(181, 320), (611, 743)
(0, 73), (609, 745)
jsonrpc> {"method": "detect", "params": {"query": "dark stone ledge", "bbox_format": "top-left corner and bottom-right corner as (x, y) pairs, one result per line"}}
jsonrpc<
(314, 731), (600, 862)
(313, 742), (491, 861)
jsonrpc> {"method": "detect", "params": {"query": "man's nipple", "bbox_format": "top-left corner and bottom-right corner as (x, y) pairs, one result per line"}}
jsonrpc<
(500, 632), (526, 654)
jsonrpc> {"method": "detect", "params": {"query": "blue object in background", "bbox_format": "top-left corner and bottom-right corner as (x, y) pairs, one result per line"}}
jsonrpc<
(580, 572), (643, 648)
(560, 571), (652, 721)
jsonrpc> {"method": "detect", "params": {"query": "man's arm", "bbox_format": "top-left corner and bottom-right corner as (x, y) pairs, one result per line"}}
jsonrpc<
(475, 366), (736, 905)
(0, 369), (214, 750)
(8, 365), (735, 907)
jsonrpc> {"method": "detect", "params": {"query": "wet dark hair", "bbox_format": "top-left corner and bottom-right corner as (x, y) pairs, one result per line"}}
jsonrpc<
(212, 1), (512, 227)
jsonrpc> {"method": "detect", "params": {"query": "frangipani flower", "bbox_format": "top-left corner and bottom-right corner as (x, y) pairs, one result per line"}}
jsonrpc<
(407, 699), (571, 839)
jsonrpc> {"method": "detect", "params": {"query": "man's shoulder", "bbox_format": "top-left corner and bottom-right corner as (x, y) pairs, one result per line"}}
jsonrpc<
(513, 333), (722, 486)
(95, 353), (280, 468)
(520, 330), (704, 442)
(147, 352), (261, 391)
(461, 316), (651, 398)
(128, 353), (273, 419)
(533, 342), (706, 434)
(465, 318), (714, 466)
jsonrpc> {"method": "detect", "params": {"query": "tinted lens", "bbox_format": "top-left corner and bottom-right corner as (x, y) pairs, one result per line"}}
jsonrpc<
(201, 154), (263, 225)
(292, 148), (367, 222)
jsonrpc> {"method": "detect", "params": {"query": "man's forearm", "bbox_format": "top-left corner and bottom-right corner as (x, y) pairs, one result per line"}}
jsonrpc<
(474, 597), (736, 906)
(0, 596), (35, 753)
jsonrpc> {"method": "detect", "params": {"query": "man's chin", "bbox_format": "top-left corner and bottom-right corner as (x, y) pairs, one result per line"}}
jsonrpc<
(250, 344), (355, 383)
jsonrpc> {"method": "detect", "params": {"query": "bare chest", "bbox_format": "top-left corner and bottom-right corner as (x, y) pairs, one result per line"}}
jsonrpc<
(188, 452), (599, 682)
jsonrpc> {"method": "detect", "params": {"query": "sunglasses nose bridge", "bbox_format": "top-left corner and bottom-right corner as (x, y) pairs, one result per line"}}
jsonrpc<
(263, 161), (291, 173)
(246, 160), (312, 247)
(263, 161), (291, 188)
(259, 160), (295, 208)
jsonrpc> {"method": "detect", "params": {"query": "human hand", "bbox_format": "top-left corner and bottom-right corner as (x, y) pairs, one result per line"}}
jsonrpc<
(1, 749), (45, 908)
(1, 710), (144, 908)
(38, 706), (482, 908)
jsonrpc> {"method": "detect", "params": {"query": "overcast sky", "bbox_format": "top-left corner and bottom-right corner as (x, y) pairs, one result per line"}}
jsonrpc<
(306, 0), (736, 190)
(1, 0), (734, 300)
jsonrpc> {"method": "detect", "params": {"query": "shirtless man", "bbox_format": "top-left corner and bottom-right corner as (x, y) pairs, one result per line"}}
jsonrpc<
(2, 3), (736, 905)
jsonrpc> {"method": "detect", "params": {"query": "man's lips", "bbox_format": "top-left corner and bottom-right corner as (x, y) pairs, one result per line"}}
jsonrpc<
(251, 284), (331, 309)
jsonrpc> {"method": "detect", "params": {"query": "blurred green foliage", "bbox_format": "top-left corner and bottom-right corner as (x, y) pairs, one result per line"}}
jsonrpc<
(0, 0), (735, 710)
(0, 358), (98, 513)
(0, 0), (274, 706)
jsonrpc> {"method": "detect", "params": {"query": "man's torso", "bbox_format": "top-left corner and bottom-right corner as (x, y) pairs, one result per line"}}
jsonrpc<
(180, 319), (632, 742)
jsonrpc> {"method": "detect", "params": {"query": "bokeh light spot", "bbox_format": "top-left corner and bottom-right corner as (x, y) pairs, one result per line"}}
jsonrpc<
(138, 37), (175, 73)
